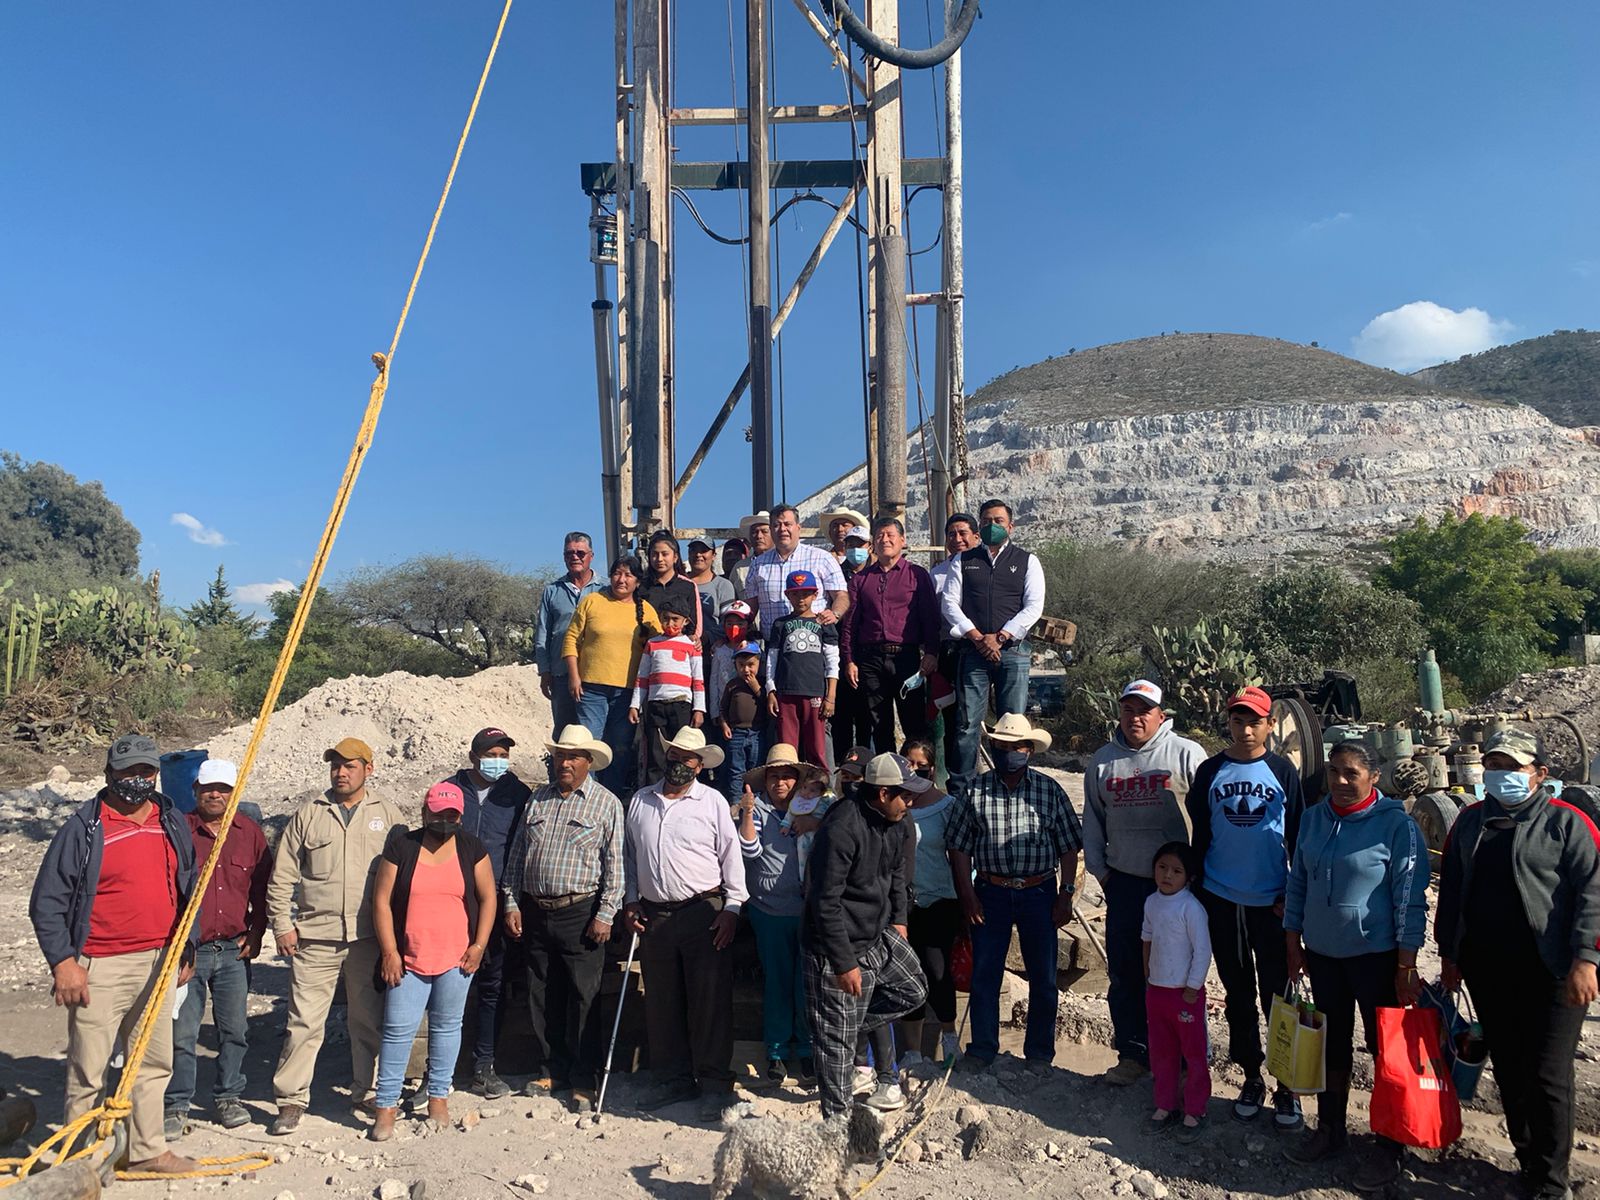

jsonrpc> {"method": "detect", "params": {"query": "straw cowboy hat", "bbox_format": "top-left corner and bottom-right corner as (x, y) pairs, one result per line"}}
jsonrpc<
(659, 726), (725, 770)
(745, 743), (824, 793)
(543, 724), (614, 771)
(816, 506), (869, 533)
(737, 511), (772, 539)
(982, 712), (1054, 753)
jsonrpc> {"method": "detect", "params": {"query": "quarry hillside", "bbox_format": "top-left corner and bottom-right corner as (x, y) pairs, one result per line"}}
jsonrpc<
(1415, 328), (1600, 428)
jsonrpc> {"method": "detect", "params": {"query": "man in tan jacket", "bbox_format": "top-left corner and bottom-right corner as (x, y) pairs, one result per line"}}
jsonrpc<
(268, 738), (407, 1134)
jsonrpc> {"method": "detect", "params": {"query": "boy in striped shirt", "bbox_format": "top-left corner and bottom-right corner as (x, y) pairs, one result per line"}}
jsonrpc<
(630, 597), (705, 784)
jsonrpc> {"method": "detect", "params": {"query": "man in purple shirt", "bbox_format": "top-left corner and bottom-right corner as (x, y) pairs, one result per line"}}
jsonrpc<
(841, 517), (941, 753)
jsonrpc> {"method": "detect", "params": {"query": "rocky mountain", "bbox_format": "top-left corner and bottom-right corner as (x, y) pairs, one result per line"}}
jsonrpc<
(803, 333), (1600, 560)
(1414, 330), (1600, 427)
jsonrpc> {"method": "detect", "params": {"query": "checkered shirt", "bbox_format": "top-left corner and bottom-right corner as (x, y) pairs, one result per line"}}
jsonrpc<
(743, 542), (846, 633)
(502, 779), (626, 922)
(946, 767), (1084, 877)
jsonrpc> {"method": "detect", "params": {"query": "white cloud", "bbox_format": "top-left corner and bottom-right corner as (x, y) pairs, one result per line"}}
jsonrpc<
(1301, 211), (1353, 236)
(170, 512), (227, 547)
(1351, 300), (1515, 372)
(236, 578), (294, 605)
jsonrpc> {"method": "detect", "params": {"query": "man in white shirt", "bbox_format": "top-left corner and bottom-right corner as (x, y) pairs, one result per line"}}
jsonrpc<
(939, 499), (1046, 798)
(621, 728), (748, 1122)
(743, 504), (849, 635)
(929, 513), (979, 779)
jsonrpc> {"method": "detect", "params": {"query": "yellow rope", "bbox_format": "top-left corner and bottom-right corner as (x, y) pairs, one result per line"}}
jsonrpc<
(0, 1), (513, 1184)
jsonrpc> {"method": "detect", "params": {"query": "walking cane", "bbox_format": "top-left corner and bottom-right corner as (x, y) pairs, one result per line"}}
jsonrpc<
(594, 930), (640, 1121)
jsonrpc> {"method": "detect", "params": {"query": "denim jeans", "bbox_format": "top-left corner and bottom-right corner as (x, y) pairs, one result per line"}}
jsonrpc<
(1103, 869), (1158, 1065)
(721, 725), (764, 801)
(575, 682), (635, 796)
(549, 672), (579, 733)
(748, 905), (810, 1060)
(165, 938), (250, 1114)
(968, 877), (1059, 1063)
(949, 641), (1032, 796)
(374, 967), (474, 1107)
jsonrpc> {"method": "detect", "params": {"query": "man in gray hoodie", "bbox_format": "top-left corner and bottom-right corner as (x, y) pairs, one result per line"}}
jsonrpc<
(1082, 680), (1205, 1085)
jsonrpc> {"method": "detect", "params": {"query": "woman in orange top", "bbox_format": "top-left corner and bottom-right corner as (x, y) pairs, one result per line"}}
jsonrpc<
(369, 781), (497, 1139)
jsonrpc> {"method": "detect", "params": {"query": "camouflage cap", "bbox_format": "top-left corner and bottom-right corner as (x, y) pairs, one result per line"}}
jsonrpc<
(1484, 727), (1542, 766)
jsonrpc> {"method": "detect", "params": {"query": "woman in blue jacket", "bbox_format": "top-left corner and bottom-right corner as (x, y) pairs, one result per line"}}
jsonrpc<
(1436, 728), (1599, 1200)
(1281, 741), (1429, 1189)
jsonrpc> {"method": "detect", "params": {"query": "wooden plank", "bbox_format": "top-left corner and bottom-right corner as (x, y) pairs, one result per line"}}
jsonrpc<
(667, 104), (862, 125)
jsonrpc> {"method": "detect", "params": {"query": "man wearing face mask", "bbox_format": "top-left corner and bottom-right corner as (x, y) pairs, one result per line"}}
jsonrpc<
(439, 727), (532, 1099)
(939, 499), (1046, 798)
(30, 733), (200, 1175)
(620, 728), (748, 1122)
(947, 714), (1082, 1070)
(841, 517), (941, 754)
(818, 506), (870, 571)
(1435, 728), (1600, 1200)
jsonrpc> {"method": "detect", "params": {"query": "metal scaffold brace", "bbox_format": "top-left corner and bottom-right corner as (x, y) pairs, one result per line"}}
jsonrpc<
(0, 2), (514, 1190)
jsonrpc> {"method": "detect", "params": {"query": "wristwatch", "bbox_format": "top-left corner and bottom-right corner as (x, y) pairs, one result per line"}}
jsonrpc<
(1061, 882), (1076, 896)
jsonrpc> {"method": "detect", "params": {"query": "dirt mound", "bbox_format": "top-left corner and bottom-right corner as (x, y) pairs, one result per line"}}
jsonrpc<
(203, 664), (553, 819)
(1479, 664), (1600, 777)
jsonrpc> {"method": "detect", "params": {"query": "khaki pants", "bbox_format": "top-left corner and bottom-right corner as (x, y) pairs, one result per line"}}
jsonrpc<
(65, 947), (175, 1164)
(272, 938), (383, 1109)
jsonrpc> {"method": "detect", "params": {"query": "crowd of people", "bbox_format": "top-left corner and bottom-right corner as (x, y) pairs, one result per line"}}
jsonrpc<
(23, 502), (1600, 1200)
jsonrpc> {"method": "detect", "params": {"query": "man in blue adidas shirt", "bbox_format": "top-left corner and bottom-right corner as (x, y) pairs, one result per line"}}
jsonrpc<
(1186, 686), (1304, 1132)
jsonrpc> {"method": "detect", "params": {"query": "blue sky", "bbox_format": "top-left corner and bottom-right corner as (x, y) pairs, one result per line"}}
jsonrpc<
(3, 3), (1597, 610)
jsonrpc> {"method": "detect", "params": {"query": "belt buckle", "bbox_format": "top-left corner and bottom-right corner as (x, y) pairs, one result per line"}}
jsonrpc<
(1004, 876), (1027, 890)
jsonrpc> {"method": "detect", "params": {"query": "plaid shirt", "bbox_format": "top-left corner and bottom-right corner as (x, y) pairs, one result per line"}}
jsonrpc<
(946, 767), (1084, 877)
(502, 779), (626, 922)
(743, 542), (846, 633)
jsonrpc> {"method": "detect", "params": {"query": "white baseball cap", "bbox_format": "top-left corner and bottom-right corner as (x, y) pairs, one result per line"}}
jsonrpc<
(1119, 679), (1164, 708)
(195, 759), (238, 789)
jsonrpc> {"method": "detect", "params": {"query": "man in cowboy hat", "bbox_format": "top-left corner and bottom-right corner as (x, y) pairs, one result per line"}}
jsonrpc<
(501, 725), (624, 1111)
(441, 728), (534, 1099)
(947, 714), (1082, 1070)
(727, 512), (772, 599)
(621, 728), (748, 1122)
(816, 507), (870, 567)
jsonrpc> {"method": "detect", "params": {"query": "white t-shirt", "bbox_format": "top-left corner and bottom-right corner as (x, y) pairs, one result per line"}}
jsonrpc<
(1141, 887), (1211, 990)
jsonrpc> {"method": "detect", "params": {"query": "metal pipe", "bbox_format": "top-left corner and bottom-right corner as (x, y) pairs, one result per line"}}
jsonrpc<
(876, 228), (908, 520)
(747, 0), (774, 509)
(592, 298), (622, 565)
(942, 0), (967, 516)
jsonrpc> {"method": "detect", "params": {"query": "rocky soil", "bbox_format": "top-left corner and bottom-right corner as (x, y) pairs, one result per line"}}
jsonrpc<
(804, 333), (1600, 559)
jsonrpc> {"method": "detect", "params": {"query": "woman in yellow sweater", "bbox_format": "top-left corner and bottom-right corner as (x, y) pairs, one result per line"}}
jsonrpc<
(563, 554), (660, 794)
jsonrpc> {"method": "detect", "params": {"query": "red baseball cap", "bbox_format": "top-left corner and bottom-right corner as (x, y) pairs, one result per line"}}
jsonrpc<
(424, 781), (466, 814)
(1227, 686), (1273, 718)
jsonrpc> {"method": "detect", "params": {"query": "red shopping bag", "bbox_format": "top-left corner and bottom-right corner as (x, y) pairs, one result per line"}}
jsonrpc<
(950, 933), (973, 993)
(1369, 1005), (1462, 1149)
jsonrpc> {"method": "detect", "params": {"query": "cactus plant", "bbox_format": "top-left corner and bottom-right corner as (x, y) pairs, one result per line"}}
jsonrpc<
(1150, 618), (1263, 732)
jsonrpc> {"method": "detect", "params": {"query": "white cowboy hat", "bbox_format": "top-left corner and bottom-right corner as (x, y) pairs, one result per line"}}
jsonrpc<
(738, 511), (772, 538)
(659, 726), (726, 770)
(816, 506), (869, 533)
(745, 742), (825, 793)
(982, 712), (1054, 753)
(543, 724), (614, 772)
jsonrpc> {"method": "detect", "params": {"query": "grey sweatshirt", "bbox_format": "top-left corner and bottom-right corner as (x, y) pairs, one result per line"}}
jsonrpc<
(1083, 722), (1206, 879)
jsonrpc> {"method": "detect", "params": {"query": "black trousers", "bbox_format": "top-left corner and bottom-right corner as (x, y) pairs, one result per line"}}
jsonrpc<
(831, 674), (867, 770)
(1466, 961), (1586, 1196)
(1198, 886), (1288, 1075)
(1304, 948), (1397, 1132)
(855, 643), (928, 753)
(520, 895), (607, 1089)
(1104, 869), (1158, 1065)
(640, 699), (693, 785)
(905, 898), (963, 1024)
(638, 896), (734, 1090)
(470, 921), (511, 1069)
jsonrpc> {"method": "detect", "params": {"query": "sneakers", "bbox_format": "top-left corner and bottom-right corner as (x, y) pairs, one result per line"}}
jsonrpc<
(1272, 1087), (1304, 1132)
(1101, 1057), (1150, 1087)
(939, 1032), (961, 1065)
(796, 1057), (817, 1085)
(472, 1066), (511, 1099)
(865, 1080), (906, 1112)
(851, 1066), (876, 1096)
(269, 1105), (304, 1136)
(1232, 1076), (1267, 1123)
(766, 1059), (789, 1086)
(1283, 1125), (1348, 1165)
(522, 1076), (554, 1097)
(214, 1099), (250, 1130)
(162, 1112), (186, 1141)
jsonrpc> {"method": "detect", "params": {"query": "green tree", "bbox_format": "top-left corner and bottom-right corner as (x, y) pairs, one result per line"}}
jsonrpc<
(1527, 548), (1600, 648)
(184, 566), (260, 632)
(337, 556), (548, 669)
(0, 452), (141, 595)
(1375, 513), (1580, 695)
(1247, 568), (1425, 682)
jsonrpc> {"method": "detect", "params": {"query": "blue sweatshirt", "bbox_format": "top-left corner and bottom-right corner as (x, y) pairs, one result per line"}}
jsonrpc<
(1284, 793), (1429, 959)
(1187, 750), (1303, 907)
(738, 795), (805, 917)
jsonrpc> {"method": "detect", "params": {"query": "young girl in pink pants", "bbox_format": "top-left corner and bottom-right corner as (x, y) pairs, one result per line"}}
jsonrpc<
(1142, 842), (1213, 1141)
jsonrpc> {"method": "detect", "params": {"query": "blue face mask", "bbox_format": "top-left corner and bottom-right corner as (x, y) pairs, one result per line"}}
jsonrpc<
(1484, 768), (1533, 807)
(845, 546), (869, 567)
(999, 748), (1031, 774)
(477, 756), (511, 781)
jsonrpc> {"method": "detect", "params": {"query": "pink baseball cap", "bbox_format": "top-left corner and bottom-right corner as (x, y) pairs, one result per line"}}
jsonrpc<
(424, 781), (465, 814)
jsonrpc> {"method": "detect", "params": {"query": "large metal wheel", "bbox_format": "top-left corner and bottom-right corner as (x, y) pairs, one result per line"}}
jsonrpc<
(1410, 790), (1460, 858)
(1267, 695), (1325, 785)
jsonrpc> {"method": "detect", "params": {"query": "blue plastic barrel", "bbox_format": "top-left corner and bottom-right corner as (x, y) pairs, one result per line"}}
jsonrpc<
(159, 749), (208, 813)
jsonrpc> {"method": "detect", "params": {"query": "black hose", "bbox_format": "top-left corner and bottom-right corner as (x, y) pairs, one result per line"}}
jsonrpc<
(674, 185), (943, 254)
(823, 0), (981, 70)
